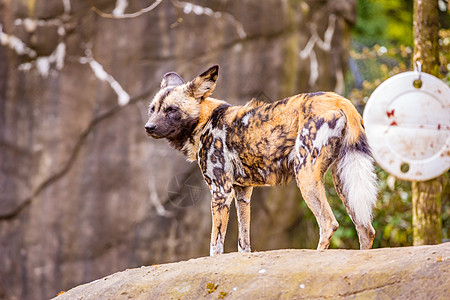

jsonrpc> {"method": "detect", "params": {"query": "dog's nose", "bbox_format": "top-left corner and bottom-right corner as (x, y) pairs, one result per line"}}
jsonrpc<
(145, 124), (157, 133)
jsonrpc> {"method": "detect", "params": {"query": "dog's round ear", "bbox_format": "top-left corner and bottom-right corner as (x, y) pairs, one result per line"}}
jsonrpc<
(161, 72), (184, 88)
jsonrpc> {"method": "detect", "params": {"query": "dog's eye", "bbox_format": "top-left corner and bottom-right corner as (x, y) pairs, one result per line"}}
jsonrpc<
(149, 106), (155, 113)
(165, 106), (177, 114)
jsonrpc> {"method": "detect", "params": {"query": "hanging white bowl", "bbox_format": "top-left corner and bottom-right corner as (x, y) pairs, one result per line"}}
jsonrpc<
(363, 71), (450, 181)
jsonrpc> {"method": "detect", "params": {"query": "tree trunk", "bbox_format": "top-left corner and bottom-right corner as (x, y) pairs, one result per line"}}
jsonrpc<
(413, 0), (440, 76)
(412, 0), (442, 245)
(412, 179), (442, 245)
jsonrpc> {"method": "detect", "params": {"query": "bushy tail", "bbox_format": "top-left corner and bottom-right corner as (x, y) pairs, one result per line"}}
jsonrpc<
(336, 103), (378, 227)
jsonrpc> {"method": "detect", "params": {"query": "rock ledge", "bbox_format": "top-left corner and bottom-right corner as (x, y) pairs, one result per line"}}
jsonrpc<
(54, 243), (450, 299)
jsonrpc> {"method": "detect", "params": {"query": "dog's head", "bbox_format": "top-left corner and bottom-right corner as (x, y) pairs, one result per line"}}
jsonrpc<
(145, 65), (219, 143)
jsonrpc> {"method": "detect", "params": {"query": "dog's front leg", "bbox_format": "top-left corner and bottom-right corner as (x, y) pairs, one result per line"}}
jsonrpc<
(210, 190), (234, 256)
(234, 186), (253, 253)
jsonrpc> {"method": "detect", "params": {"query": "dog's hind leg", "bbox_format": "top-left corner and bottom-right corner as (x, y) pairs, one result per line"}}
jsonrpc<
(331, 163), (376, 249)
(294, 113), (346, 250)
(295, 166), (339, 250)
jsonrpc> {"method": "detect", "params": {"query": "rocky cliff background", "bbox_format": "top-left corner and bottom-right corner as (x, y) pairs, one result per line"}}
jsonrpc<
(0, 0), (355, 299)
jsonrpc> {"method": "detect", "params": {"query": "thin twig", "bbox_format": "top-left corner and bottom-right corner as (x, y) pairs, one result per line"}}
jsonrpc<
(88, 0), (164, 19)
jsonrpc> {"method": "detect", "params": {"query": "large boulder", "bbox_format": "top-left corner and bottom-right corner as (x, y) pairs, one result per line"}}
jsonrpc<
(54, 243), (450, 299)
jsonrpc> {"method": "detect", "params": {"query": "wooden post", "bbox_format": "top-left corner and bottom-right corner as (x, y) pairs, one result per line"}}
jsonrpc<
(412, 0), (442, 245)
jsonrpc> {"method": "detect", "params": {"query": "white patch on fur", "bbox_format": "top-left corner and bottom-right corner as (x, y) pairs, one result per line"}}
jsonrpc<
(241, 113), (250, 126)
(210, 233), (223, 256)
(228, 149), (245, 178)
(206, 156), (218, 191)
(257, 168), (267, 179)
(288, 148), (297, 163)
(295, 134), (303, 153)
(204, 127), (234, 194)
(296, 117), (345, 165)
(301, 127), (309, 136)
(313, 117), (345, 151)
(238, 243), (251, 253)
(295, 134), (306, 167)
(337, 151), (377, 226)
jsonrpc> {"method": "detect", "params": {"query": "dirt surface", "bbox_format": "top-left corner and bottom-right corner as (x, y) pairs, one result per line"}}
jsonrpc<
(54, 243), (450, 299)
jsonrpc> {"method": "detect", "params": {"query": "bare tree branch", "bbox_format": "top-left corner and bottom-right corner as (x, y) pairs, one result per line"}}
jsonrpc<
(172, 0), (246, 39)
(299, 14), (337, 87)
(88, 0), (164, 19)
(79, 46), (130, 106)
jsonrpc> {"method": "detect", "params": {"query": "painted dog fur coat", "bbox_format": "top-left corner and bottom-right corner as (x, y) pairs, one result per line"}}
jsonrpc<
(145, 65), (377, 255)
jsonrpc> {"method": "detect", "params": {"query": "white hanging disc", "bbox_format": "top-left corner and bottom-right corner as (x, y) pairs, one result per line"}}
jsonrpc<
(363, 71), (450, 181)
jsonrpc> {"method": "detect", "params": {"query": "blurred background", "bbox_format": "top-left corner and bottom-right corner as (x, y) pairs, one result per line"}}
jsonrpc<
(0, 0), (448, 299)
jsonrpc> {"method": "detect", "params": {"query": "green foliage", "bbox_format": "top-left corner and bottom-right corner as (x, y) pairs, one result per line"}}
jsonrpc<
(346, 44), (413, 104)
(292, 0), (449, 250)
(353, 0), (414, 47)
(320, 0), (450, 249)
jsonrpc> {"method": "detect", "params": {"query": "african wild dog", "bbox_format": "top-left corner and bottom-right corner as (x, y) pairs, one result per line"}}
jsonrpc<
(145, 65), (377, 256)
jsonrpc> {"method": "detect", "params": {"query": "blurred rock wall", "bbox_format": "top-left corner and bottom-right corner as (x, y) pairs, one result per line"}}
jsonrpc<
(0, 0), (355, 299)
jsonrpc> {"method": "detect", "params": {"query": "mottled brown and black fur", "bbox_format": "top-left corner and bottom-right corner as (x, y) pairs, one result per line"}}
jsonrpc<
(146, 66), (378, 255)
